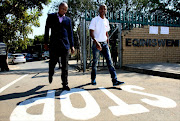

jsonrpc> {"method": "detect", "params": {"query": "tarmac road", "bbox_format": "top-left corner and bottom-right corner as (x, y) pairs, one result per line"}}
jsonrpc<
(0, 60), (180, 121)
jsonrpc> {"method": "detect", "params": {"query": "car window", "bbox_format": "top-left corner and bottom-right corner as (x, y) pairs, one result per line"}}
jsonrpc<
(14, 55), (24, 57)
(8, 53), (12, 56)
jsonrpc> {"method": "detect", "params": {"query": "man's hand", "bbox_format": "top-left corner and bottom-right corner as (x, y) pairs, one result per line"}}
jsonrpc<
(90, 30), (102, 51)
(96, 42), (102, 51)
(71, 47), (75, 54)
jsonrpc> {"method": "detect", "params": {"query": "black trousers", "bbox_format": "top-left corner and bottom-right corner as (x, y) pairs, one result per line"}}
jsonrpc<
(49, 49), (69, 86)
(0, 55), (9, 71)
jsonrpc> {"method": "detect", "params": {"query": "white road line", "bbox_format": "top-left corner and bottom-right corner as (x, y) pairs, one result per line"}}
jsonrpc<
(0, 74), (28, 93)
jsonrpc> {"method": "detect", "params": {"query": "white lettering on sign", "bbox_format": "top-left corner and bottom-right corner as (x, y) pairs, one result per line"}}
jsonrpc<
(99, 87), (149, 116)
(10, 90), (55, 121)
(121, 85), (177, 108)
(60, 88), (100, 120)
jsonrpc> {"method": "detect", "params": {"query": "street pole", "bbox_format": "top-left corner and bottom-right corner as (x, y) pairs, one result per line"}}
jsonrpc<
(118, 24), (122, 68)
(83, 18), (86, 73)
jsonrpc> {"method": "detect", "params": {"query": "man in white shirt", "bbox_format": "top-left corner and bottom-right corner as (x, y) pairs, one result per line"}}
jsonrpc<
(89, 4), (124, 86)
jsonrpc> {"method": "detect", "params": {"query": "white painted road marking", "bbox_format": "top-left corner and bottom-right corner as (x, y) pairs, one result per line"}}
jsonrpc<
(9, 85), (177, 120)
(121, 85), (177, 108)
(10, 90), (55, 121)
(60, 88), (100, 120)
(99, 87), (149, 116)
(0, 74), (28, 93)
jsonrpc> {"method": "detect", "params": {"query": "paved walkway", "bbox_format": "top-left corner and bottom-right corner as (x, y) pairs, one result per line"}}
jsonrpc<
(122, 63), (180, 79)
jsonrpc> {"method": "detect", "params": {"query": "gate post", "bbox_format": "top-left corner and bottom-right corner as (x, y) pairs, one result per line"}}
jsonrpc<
(82, 18), (86, 72)
(118, 24), (122, 68)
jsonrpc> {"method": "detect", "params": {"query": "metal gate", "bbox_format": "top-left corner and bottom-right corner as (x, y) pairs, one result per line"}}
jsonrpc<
(77, 10), (180, 72)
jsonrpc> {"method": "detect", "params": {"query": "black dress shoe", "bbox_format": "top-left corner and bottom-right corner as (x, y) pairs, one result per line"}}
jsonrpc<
(112, 79), (125, 86)
(91, 79), (96, 85)
(62, 85), (70, 91)
(5, 68), (9, 71)
(49, 76), (53, 84)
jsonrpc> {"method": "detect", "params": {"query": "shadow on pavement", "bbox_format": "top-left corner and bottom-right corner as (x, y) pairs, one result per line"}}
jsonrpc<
(0, 85), (46, 101)
(0, 68), (49, 75)
(0, 83), (122, 105)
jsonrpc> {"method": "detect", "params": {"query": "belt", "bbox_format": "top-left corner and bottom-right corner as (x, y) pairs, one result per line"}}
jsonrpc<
(99, 41), (107, 44)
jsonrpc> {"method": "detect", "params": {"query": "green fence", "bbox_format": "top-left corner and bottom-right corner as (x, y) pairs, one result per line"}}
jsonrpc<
(80, 10), (180, 71)
(85, 10), (180, 29)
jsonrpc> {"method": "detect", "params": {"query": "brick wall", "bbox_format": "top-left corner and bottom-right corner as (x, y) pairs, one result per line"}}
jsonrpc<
(122, 26), (180, 65)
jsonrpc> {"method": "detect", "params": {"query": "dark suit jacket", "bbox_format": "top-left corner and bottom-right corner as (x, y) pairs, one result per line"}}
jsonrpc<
(44, 13), (74, 51)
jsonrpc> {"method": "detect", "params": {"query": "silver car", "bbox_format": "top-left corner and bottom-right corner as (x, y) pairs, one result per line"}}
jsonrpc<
(42, 51), (49, 60)
(8, 53), (26, 64)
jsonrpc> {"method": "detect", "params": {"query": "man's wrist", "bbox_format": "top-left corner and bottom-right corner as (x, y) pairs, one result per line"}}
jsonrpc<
(92, 38), (98, 43)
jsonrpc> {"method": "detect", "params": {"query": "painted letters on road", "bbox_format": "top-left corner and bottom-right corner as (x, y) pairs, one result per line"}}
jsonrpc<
(10, 85), (177, 121)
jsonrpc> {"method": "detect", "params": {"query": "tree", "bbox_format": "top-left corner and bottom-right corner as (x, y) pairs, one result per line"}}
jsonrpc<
(34, 35), (44, 44)
(0, 0), (51, 51)
(132, 0), (180, 17)
(150, 0), (179, 17)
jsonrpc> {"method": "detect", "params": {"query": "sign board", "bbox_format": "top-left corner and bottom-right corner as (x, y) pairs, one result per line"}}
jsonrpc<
(160, 27), (169, 34)
(149, 26), (158, 34)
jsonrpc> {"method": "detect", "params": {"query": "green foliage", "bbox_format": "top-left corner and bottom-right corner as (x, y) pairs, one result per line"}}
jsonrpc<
(0, 0), (51, 51)
(132, 0), (180, 17)
(150, 0), (180, 17)
(34, 35), (44, 44)
(104, 0), (179, 17)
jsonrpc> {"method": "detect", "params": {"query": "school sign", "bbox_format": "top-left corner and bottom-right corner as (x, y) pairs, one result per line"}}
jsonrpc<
(126, 39), (179, 47)
(122, 26), (180, 65)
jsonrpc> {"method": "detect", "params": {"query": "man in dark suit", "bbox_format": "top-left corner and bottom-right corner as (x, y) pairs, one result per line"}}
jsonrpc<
(44, 2), (75, 91)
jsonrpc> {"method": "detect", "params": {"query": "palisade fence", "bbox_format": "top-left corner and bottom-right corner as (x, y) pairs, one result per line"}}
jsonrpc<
(85, 10), (180, 28)
(78, 10), (180, 72)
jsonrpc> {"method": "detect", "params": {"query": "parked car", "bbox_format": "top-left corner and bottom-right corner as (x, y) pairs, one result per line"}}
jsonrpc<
(8, 53), (26, 64)
(32, 53), (39, 60)
(22, 53), (28, 57)
(25, 53), (34, 61)
(8, 53), (12, 57)
(7, 53), (12, 64)
(42, 51), (49, 60)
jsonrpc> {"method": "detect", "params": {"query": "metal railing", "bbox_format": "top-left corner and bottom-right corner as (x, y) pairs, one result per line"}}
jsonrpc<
(78, 10), (180, 72)
(85, 10), (180, 29)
